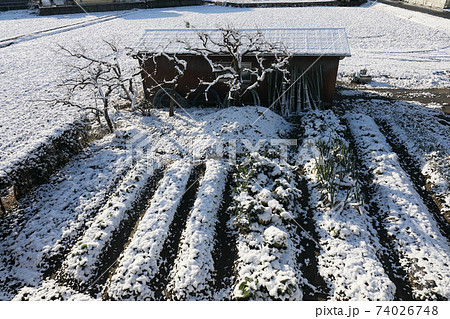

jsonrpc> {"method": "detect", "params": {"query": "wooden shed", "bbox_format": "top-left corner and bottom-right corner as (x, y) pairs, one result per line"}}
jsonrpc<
(136, 28), (350, 114)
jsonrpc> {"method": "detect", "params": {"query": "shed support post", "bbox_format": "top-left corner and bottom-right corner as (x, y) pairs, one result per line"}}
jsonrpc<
(169, 87), (175, 117)
(0, 197), (5, 214)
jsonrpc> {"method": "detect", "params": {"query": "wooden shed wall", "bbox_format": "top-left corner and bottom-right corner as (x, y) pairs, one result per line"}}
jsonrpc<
(139, 54), (341, 107)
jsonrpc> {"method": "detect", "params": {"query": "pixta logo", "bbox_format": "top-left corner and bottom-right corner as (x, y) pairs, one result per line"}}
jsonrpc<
(125, 129), (319, 169)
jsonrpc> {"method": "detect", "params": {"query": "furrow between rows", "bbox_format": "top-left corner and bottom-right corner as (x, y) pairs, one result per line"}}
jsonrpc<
(105, 160), (196, 300)
(298, 110), (395, 300)
(346, 112), (450, 300)
(166, 160), (230, 300)
(56, 155), (163, 292)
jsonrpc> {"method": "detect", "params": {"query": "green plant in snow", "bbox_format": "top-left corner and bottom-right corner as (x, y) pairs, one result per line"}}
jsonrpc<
(231, 151), (302, 301)
(277, 279), (297, 298)
(236, 269), (298, 300)
(313, 138), (362, 208)
(425, 151), (450, 192)
(232, 152), (301, 230)
(237, 277), (255, 300)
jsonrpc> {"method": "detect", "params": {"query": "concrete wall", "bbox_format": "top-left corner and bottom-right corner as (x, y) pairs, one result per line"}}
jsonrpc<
(404, 0), (450, 9)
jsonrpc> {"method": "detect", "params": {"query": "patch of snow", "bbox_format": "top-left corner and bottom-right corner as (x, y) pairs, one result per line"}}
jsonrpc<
(337, 89), (366, 97)
(127, 106), (291, 159)
(373, 2), (450, 34)
(106, 160), (193, 300)
(297, 110), (396, 300)
(13, 279), (93, 301)
(166, 160), (229, 300)
(346, 112), (450, 300)
(0, 133), (131, 299)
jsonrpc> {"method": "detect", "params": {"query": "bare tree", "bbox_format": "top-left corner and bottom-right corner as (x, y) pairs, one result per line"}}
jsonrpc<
(57, 41), (141, 132)
(136, 26), (293, 111)
(141, 51), (188, 116)
(180, 26), (292, 106)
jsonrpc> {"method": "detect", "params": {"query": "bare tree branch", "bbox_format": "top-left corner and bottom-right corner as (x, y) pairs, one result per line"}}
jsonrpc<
(55, 40), (143, 132)
(177, 26), (292, 106)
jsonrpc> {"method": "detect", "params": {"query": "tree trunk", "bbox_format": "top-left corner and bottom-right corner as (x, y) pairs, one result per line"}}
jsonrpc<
(96, 111), (102, 125)
(232, 89), (243, 107)
(13, 185), (19, 200)
(104, 100), (114, 133)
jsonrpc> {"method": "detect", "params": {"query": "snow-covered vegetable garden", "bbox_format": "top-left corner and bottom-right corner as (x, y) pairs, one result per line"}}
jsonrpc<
(1, 102), (449, 301)
(1, 2), (450, 301)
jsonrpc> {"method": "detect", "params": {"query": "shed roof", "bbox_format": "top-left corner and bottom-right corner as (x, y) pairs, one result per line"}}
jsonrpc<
(137, 28), (351, 57)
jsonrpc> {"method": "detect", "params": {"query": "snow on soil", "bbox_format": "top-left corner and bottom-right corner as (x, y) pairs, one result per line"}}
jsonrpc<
(351, 98), (450, 215)
(372, 2), (450, 34)
(0, 10), (132, 42)
(13, 279), (93, 301)
(106, 160), (193, 300)
(0, 134), (131, 300)
(2, 3), (450, 189)
(346, 112), (450, 300)
(166, 160), (229, 300)
(231, 152), (304, 300)
(120, 105), (291, 159)
(297, 110), (396, 300)
(58, 150), (162, 290)
(2, 105), (289, 300)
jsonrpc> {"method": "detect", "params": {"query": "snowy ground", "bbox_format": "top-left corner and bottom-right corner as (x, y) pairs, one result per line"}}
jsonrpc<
(0, 10), (129, 40)
(1, 2), (450, 301)
(3, 103), (449, 300)
(1, 2), (450, 181)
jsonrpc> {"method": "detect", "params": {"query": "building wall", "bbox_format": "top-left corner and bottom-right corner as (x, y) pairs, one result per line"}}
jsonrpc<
(139, 54), (341, 108)
(404, 0), (450, 9)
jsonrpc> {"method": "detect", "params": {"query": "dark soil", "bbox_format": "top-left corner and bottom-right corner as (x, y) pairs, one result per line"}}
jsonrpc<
(295, 175), (331, 301)
(376, 119), (450, 239)
(342, 119), (415, 301)
(335, 85), (450, 114)
(151, 163), (206, 300)
(211, 169), (237, 299)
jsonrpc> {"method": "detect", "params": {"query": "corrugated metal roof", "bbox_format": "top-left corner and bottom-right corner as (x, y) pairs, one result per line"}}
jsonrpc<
(137, 28), (351, 57)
